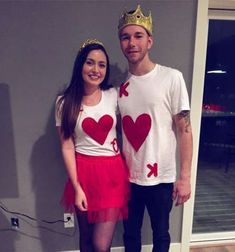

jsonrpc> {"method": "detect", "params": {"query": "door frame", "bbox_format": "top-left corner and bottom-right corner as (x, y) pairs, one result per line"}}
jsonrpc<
(181, 0), (235, 251)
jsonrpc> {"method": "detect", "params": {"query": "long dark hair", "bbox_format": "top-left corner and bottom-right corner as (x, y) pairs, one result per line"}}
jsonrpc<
(57, 42), (110, 139)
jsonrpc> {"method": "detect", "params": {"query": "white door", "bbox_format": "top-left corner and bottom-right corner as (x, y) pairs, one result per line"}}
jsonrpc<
(181, 1), (235, 251)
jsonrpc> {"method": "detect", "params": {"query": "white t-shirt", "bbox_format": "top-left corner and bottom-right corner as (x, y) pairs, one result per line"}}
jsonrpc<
(56, 88), (120, 156)
(118, 64), (190, 185)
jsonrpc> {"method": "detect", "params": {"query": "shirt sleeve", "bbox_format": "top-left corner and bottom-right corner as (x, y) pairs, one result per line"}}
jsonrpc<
(113, 87), (120, 116)
(55, 96), (63, 126)
(171, 70), (190, 115)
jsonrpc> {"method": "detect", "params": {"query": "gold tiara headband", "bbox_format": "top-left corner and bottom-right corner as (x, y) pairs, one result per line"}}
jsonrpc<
(118, 5), (153, 35)
(79, 39), (104, 52)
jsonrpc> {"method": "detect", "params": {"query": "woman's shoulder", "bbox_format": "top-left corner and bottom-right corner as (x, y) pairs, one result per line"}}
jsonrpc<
(103, 86), (118, 95)
(102, 86), (118, 102)
(56, 95), (63, 101)
(55, 95), (63, 106)
(55, 95), (65, 114)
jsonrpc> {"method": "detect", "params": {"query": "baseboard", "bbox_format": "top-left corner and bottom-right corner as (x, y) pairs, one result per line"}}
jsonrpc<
(190, 239), (235, 247)
(61, 243), (181, 252)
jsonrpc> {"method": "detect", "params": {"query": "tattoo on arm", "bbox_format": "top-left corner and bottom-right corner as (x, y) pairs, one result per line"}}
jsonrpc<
(178, 110), (191, 133)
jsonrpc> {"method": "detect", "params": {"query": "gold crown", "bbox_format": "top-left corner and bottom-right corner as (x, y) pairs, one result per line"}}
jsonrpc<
(79, 39), (104, 52)
(118, 5), (152, 35)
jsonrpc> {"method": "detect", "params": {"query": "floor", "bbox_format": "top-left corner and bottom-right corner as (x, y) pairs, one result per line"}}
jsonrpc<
(192, 160), (235, 233)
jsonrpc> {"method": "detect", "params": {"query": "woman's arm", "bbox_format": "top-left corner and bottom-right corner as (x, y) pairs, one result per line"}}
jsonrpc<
(57, 127), (87, 211)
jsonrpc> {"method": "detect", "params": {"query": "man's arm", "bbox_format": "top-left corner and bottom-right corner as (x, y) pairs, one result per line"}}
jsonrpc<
(172, 110), (193, 206)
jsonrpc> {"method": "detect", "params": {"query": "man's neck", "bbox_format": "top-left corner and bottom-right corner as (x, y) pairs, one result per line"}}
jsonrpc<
(129, 58), (156, 76)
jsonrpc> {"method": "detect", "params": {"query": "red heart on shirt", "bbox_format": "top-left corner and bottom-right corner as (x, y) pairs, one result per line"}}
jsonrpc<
(82, 115), (113, 145)
(122, 114), (151, 152)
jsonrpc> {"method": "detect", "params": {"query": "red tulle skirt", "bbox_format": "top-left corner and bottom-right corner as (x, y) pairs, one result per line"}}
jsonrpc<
(61, 152), (130, 223)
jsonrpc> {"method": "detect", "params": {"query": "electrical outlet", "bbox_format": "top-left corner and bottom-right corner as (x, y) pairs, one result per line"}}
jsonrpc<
(11, 217), (19, 229)
(64, 213), (74, 228)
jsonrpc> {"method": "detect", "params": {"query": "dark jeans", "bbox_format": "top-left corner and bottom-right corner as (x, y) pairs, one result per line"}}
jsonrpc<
(123, 183), (173, 252)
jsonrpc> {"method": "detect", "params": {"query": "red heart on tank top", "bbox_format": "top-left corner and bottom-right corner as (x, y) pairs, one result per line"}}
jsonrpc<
(122, 114), (151, 152)
(82, 115), (113, 145)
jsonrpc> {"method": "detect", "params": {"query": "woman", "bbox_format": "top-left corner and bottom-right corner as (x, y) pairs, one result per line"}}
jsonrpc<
(55, 39), (129, 252)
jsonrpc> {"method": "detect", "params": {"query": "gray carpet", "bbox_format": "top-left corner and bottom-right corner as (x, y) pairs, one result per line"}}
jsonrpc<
(193, 161), (235, 233)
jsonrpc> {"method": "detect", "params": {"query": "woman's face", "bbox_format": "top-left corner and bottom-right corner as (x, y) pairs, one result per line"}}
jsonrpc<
(82, 49), (107, 90)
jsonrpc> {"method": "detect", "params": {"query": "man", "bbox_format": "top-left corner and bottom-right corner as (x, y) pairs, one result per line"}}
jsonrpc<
(117, 5), (193, 252)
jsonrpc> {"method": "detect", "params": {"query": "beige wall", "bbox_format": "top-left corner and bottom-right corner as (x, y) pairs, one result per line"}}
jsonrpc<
(0, 0), (197, 251)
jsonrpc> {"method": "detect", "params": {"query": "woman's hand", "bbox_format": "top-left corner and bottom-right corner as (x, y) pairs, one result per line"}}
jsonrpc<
(75, 187), (88, 211)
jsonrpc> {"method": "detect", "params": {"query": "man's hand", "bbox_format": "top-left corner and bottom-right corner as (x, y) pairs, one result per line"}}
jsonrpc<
(172, 178), (191, 206)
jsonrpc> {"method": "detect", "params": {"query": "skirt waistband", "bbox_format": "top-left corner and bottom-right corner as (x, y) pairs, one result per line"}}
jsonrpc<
(75, 152), (121, 161)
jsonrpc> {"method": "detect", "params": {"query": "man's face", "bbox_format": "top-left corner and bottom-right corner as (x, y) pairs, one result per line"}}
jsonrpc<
(119, 25), (153, 64)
